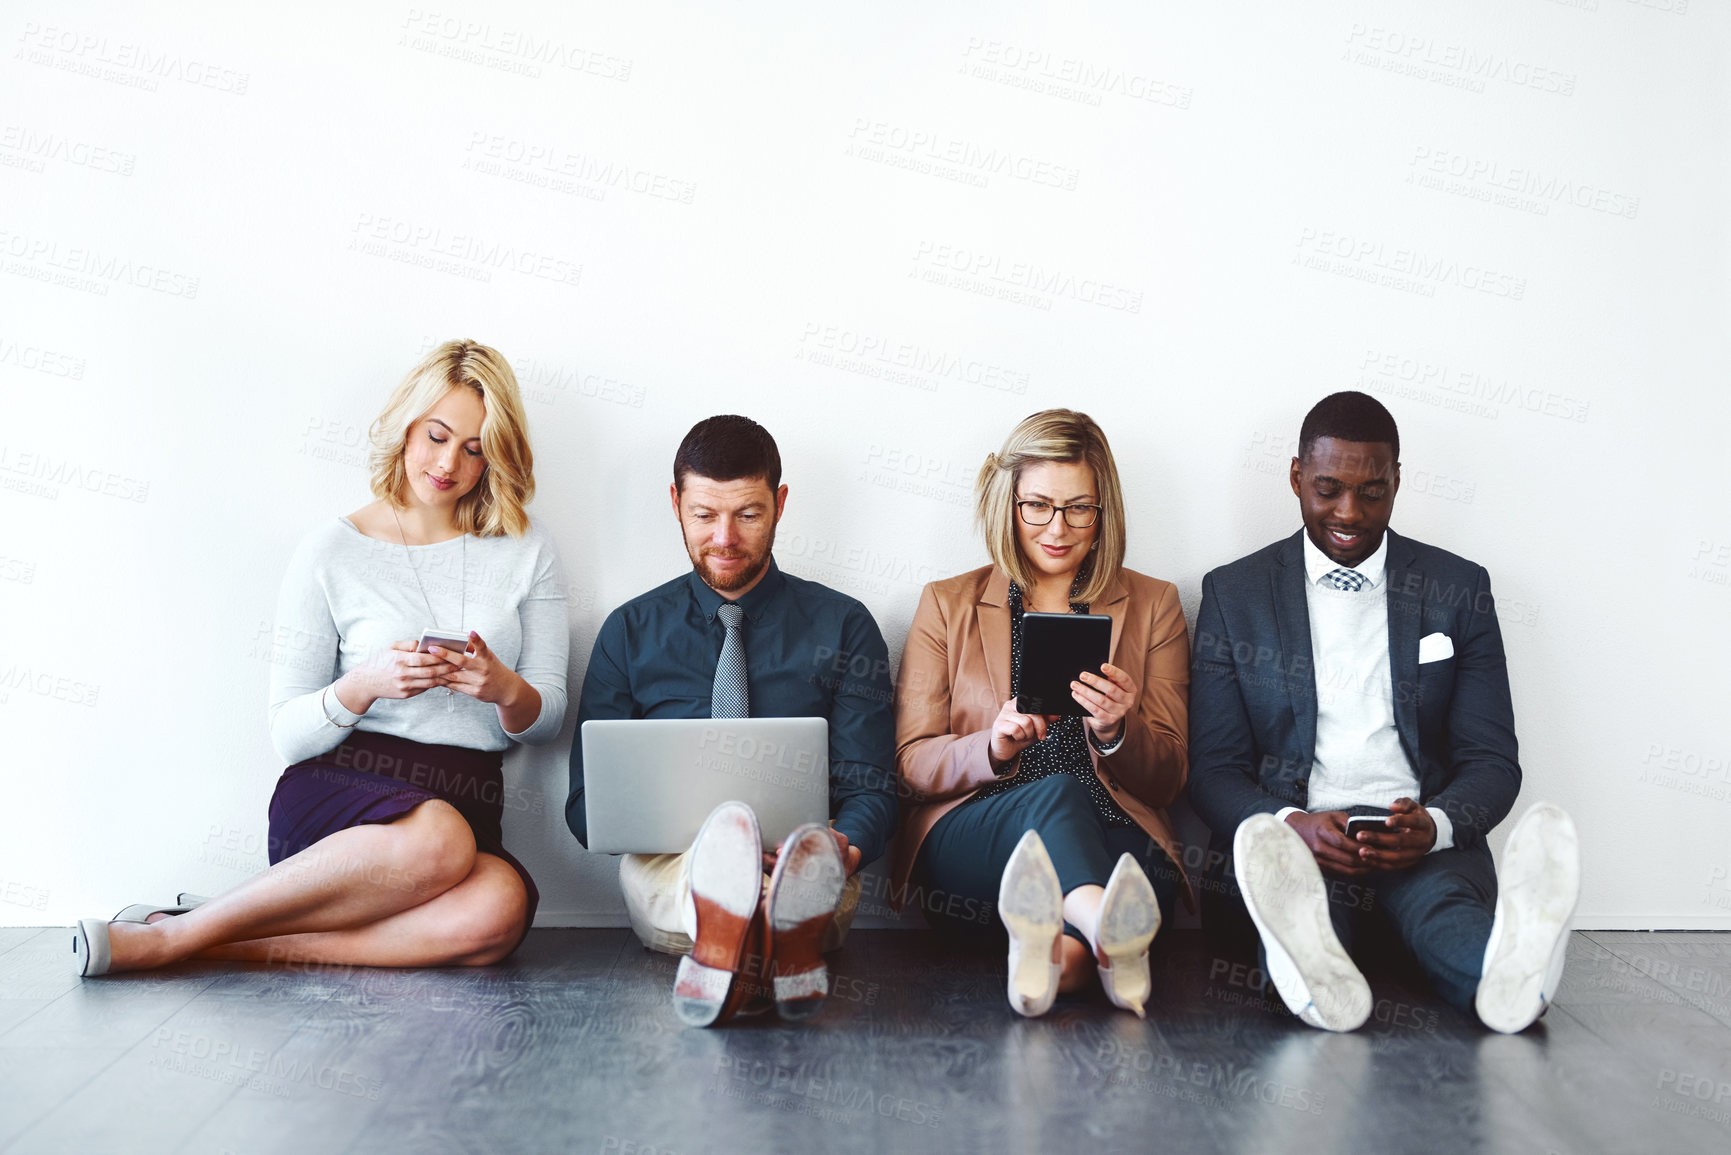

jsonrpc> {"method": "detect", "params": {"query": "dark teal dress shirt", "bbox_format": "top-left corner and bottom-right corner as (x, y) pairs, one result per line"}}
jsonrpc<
(565, 559), (898, 867)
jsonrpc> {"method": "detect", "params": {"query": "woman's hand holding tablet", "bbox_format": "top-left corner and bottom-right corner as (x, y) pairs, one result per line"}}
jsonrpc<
(1069, 662), (1139, 746)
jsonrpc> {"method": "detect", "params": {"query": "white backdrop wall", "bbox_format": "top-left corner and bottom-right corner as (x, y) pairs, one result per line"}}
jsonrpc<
(3, 0), (1726, 931)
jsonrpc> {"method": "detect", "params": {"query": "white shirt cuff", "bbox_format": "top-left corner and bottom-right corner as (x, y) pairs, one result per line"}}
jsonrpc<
(1426, 807), (1455, 853)
(1088, 727), (1126, 756)
(1274, 806), (1302, 825)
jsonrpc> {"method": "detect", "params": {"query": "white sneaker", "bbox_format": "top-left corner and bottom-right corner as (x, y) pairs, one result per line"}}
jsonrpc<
(1093, 854), (1161, 1018)
(998, 830), (1064, 1018)
(1475, 803), (1580, 1033)
(1234, 813), (1371, 1032)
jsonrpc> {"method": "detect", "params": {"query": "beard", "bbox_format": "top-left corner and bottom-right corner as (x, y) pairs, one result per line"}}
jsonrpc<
(689, 534), (775, 593)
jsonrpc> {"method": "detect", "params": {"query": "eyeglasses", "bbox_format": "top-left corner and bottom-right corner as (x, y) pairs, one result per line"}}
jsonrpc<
(1016, 499), (1101, 529)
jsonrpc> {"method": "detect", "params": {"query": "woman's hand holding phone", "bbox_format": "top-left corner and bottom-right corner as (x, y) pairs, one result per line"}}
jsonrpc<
(427, 631), (523, 706)
(430, 631), (543, 733)
(988, 698), (1058, 774)
(331, 640), (457, 714)
(1070, 661), (1138, 746)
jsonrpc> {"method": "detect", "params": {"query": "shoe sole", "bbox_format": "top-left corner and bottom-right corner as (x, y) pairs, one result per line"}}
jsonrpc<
(1234, 814), (1370, 1032)
(764, 824), (845, 1020)
(1096, 854), (1160, 1017)
(673, 802), (762, 1027)
(1476, 804), (1580, 1034)
(112, 904), (195, 924)
(999, 831), (1063, 1017)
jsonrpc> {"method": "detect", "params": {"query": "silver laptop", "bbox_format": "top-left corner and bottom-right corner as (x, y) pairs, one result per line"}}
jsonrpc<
(581, 717), (830, 853)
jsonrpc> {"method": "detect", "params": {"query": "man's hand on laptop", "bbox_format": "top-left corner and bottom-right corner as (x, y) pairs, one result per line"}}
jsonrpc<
(762, 829), (862, 877)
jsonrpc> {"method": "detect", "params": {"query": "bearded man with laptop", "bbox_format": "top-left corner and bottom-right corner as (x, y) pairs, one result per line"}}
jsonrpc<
(565, 415), (897, 1027)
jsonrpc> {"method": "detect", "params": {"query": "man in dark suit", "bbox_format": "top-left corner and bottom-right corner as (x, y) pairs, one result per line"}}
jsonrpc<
(1187, 392), (1579, 1033)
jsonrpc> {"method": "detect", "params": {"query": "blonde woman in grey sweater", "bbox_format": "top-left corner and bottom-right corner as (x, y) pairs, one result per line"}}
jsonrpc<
(72, 340), (568, 976)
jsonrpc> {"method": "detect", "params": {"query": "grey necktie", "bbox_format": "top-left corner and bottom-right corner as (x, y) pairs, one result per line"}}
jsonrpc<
(711, 603), (749, 719)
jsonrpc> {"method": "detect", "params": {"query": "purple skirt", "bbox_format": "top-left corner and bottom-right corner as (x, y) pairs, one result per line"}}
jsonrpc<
(267, 730), (539, 937)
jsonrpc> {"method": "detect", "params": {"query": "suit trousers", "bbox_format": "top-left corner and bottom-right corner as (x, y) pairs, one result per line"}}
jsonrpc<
(619, 846), (862, 957)
(1254, 821), (1499, 1016)
(912, 774), (1180, 947)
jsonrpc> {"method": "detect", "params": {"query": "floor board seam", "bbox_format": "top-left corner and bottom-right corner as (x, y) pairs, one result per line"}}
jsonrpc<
(0, 971), (226, 1153)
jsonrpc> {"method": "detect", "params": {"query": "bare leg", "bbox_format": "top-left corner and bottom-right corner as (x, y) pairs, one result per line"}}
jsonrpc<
(1058, 884), (1105, 992)
(199, 853), (528, 968)
(105, 800), (477, 972)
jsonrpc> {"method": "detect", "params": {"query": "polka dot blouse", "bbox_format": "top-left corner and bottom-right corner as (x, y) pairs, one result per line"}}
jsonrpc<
(967, 580), (1134, 826)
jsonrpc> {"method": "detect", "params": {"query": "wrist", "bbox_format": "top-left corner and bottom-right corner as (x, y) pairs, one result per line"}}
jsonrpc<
(496, 671), (530, 710)
(1088, 720), (1124, 748)
(330, 675), (373, 717)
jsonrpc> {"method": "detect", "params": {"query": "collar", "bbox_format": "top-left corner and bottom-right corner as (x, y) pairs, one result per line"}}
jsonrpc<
(688, 556), (787, 624)
(979, 564), (1129, 608)
(1301, 529), (1389, 590)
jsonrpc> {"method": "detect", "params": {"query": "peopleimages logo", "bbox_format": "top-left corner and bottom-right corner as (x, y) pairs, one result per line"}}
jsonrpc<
(0, 444), (148, 503)
(1294, 228), (1526, 301)
(0, 336), (85, 379)
(910, 241), (1143, 313)
(845, 119), (1080, 191)
(0, 125), (136, 176)
(348, 213), (582, 288)
(0, 228), (200, 299)
(958, 38), (1193, 110)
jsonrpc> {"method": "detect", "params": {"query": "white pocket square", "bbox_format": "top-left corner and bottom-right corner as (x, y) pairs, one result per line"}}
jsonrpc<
(1418, 632), (1455, 663)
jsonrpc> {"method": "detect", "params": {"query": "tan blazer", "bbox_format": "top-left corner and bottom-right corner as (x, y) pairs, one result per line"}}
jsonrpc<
(891, 564), (1195, 912)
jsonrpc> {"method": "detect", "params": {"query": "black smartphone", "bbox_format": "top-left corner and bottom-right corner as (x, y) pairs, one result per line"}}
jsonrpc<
(1016, 612), (1112, 716)
(1346, 815), (1394, 838)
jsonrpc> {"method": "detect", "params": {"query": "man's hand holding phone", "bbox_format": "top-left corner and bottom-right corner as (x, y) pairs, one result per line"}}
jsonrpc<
(1349, 798), (1436, 871)
(1283, 810), (1371, 877)
(1285, 799), (1436, 876)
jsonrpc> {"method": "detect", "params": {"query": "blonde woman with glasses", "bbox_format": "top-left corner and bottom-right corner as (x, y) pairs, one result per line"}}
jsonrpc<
(891, 409), (1192, 1017)
(71, 340), (568, 976)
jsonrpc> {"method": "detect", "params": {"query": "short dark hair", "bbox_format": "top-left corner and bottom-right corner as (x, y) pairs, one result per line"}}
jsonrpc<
(673, 414), (782, 492)
(1298, 391), (1400, 462)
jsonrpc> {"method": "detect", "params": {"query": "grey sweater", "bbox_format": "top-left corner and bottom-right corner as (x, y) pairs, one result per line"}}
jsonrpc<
(266, 516), (569, 764)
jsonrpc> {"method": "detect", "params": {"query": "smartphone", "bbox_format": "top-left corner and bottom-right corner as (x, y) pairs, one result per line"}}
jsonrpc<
(1346, 815), (1394, 838)
(417, 629), (471, 655)
(1016, 612), (1112, 716)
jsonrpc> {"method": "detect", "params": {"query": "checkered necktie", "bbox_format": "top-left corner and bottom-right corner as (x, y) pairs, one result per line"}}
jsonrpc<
(711, 602), (750, 719)
(1322, 567), (1367, 592)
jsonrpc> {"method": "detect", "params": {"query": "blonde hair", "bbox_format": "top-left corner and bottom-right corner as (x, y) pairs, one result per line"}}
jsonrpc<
(368, 340), (534, 537)
(975, 409), (1126, 606)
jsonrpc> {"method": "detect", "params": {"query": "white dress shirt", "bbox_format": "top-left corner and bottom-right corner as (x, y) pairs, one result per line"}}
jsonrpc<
(1273, 532), (1454, 852)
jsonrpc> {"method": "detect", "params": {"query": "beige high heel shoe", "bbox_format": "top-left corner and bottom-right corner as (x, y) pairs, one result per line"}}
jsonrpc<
(1092, 854), (1161, 1018)
(998, 830), (1064, 1017)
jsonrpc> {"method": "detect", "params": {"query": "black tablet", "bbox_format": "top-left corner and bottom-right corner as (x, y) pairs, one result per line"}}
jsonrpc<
(1016, 612), (1112, 716)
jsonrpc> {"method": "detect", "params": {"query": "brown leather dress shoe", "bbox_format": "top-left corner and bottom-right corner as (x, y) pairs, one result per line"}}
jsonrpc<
(762, 823), (846, 1020)
(674, 802), (764, 1027)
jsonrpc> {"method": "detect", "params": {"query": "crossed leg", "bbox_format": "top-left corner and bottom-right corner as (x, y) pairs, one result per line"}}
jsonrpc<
(104, 800), (527, 972)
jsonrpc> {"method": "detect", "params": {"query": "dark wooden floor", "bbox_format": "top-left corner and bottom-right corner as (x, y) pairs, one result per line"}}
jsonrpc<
(1, 927), (1728, 1154)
